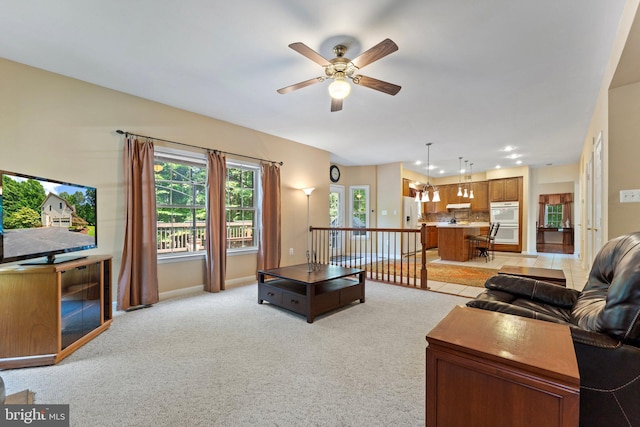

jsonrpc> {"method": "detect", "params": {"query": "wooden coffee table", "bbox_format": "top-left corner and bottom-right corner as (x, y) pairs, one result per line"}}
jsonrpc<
(498, 265), (566, 286)
(258, 264), (365, 323)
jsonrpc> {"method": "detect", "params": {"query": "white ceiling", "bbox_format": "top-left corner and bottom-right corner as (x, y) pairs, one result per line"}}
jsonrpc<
(0, 0), (629, 177)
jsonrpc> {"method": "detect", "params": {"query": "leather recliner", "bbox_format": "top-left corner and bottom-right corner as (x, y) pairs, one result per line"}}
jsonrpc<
(467, 232), (640, 427)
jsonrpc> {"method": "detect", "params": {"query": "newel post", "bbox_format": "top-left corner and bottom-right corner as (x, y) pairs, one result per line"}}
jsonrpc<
(420, 223), (429, 289)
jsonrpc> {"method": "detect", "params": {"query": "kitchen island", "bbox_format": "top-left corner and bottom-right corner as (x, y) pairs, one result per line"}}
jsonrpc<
(437, 224), (483, 262)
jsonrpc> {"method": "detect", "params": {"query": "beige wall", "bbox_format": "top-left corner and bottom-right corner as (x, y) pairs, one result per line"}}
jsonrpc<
(609, 81), (640, 237)
(0, 58), (330, 299)
(579, 0), (640, 259)
(377, 163), (403, 228)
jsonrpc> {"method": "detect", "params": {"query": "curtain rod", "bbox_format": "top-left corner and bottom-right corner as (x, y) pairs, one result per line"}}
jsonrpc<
(115, 130), (283, 166)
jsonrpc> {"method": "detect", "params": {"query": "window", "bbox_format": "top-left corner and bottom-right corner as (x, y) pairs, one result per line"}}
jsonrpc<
(225, 163), (258, 250)
(154, 148), (260, 258)
(545, 204), (563, 228)
(350, 185), (369, 236)
(154, 155), (207, 256)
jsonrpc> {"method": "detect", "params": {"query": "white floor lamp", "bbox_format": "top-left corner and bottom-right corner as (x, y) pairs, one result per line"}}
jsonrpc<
(302, 187), (315, 272)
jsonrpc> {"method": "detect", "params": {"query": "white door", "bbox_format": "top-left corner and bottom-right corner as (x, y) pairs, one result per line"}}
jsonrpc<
(330, 185), (345, 254)
(594, 132), (603, 255)
(584, 154), (594, 269)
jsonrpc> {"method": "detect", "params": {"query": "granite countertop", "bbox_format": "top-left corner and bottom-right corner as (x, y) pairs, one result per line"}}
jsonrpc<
(421, 222), (490, 228)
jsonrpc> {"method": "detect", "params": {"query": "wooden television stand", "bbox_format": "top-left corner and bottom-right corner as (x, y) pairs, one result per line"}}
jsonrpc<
(0, 255), (113, 369)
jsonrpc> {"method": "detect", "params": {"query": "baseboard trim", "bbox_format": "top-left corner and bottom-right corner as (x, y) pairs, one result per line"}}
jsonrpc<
(113, 276), (259, 313)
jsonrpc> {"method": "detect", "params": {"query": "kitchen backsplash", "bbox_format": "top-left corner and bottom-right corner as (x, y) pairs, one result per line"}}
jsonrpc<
(421, 211), (490, 223)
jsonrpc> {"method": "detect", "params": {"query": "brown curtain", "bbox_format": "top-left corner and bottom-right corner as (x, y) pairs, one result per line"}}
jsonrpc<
(117, 137), (159, 310)
(205, 151), (227, 292)
(538, 195), (547, 228)
(257, 162), (281, 271)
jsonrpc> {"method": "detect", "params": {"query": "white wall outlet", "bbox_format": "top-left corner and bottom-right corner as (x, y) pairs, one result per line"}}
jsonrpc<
(289, 248), (294, 256)
(381, 210), (387, 215)
(620, 189), (640, 203)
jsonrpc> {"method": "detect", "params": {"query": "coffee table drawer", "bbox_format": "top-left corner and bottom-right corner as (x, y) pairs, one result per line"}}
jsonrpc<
(280, 292), (308, 315)
(340, 283), (363, 303)
(259, 285), (283, 305)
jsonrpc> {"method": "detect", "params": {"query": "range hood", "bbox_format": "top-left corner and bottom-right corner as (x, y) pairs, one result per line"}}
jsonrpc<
(446, 203), (471, 210)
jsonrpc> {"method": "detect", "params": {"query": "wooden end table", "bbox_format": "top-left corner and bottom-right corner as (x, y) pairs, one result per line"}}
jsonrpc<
(426, 306), (580, 426)
(258, 264), (365, 323)
(498, 265), (567, 286)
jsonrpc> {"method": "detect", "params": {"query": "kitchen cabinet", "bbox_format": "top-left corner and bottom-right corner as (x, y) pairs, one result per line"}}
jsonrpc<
(426, 225), (438, 248)
(437, 225), (481, 261)
(470, 181), (489, 211)
(489, 177), (522, 202)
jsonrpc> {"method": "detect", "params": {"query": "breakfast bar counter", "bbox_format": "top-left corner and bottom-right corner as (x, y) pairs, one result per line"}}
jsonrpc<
(437, 224), (482, 262)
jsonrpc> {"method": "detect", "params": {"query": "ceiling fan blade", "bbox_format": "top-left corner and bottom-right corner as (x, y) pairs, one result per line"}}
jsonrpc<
(350, 38), (398, 69)
(277, 77), (324, 94)
(353, 75), (401, 95)
(288, 42), (331, 66)
(331, 97), (343, 112)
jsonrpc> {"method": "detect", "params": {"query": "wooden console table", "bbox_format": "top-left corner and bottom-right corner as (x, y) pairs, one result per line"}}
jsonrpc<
(536, 227), (574, 254)
(258, 264), (365, 323)
(426, 306), (579, 427)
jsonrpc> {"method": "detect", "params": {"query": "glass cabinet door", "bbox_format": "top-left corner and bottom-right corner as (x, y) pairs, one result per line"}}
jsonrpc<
(60, 262), (101, 349)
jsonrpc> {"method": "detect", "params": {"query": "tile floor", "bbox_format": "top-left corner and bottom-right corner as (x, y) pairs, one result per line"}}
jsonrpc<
(426, 250), (590, 299)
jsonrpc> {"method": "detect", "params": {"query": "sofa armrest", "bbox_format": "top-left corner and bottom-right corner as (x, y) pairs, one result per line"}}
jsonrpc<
(484, 274), (580, 308)
(466, 295), (569, 324)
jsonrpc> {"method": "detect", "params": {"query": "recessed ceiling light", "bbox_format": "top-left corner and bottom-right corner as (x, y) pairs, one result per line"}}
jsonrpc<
(516, 160), (522, 165)
(496, 165), (501, 169)
(503, 146), (516, 152)
(507, 153), (521, 159)
(415, 160), (422, 166)
(439, 170), (444, 174)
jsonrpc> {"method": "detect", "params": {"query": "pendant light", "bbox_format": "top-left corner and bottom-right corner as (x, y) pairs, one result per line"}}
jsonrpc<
(457, 157), (463, 197)
(463, 160), (469, 198)
(469, 162), (475, 199)
(420, 143), (440, 202)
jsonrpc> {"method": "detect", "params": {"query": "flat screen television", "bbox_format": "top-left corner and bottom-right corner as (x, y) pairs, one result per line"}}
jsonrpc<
(0, 169), (97, 264)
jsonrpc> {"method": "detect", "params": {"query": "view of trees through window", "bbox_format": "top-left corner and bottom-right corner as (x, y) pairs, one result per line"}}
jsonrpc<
(351, 186), (368, 235)
(225, 165), (256, 249)
(154, 155), (258, 256)
(154, 159), (207, 255)
(545, 204), (563, 228)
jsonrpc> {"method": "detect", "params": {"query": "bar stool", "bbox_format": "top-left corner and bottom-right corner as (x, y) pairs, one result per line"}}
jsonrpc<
(477, 223), (500, 261)
(468, 223), (499, 261)
(467, 223), (493, 260)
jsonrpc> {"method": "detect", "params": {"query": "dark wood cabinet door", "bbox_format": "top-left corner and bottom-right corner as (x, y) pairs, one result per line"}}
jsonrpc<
(503, 177), (520, 201)
(470, 181), (489, 211)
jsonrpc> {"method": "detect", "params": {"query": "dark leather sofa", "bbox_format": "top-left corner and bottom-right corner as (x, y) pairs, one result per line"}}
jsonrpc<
(467, 232), (640, 427)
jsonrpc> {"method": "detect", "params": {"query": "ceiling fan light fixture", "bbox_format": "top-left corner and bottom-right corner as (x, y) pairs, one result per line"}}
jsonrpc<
(328, 75), (351, 99)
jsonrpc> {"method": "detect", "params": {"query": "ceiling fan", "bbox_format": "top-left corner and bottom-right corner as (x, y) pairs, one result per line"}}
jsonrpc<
(277, 38), (401, 112)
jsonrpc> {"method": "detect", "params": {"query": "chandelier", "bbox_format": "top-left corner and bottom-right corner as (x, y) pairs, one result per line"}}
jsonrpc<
(415, 143), (440, 203)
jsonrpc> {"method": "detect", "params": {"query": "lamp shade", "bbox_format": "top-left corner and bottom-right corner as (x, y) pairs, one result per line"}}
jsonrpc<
(432, 190), (441, 202)
(328, 78), (351, 99)
(421, 191), (430, 202)
(301, 187), (315, 196)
